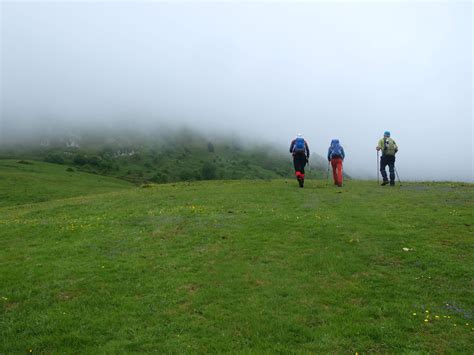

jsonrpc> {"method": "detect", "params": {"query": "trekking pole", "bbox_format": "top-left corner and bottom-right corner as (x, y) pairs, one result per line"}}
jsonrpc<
(394, 166), (402, 186)
(326, 161), (330, 185)
(342, 163), (344, 186)
(377, 150), (380, 184)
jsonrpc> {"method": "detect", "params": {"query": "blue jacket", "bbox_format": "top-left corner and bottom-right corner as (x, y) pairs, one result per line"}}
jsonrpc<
(327, 139), (345, 161)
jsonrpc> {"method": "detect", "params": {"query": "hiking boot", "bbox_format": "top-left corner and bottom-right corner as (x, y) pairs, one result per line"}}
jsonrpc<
(381, 181), (389, 186)
(298, 178), (304, 188)
(390, 181), (395, 186)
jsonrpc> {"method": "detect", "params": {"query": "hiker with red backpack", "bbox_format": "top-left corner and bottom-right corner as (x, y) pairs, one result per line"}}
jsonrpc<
(327, 139), (345, 187)
(289, 134), (310, 188)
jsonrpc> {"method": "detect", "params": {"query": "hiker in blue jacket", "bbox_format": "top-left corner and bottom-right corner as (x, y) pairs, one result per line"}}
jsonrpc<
(327, 139), (345, 187)
(289, 133), (310, 188)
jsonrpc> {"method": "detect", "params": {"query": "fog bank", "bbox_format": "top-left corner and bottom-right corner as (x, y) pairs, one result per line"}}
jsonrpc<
(1, 1), (472, 181)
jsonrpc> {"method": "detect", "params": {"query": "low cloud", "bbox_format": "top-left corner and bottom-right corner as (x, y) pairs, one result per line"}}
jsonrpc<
(1, 1), (472, 181)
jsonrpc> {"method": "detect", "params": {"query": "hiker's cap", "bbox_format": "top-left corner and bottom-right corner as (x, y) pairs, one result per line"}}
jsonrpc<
(384, 131), (390, 137)
(296, 133), (303, 138)
(331, 139), (340, 145)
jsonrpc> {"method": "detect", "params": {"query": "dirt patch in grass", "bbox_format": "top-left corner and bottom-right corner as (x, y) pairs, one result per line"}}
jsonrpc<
(371, 254), (403, 267)
(57, 291), (78, 301)
(178, 284), (200, 295)
(4, 302), (19, 311)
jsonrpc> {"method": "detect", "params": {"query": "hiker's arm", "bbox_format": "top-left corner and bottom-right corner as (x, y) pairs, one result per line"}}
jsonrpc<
(327, 148), (331, 161)
(376, 139), (383, 151)
(394, 141), (398, 153)
(289, 140), (295, 153)
(341, 147), (345, 160)
(305, 142), (310, 158)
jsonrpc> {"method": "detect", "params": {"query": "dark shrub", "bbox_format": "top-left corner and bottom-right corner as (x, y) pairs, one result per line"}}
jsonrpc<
(179, 169), (197, 181)
(73, 154), (88, 166)
(201, 162), (217, 180)
(207, 142), (215, 152)
(150, 172), (168, 183)
(88, 156), (101, 166)
(44, 154), (64, 164)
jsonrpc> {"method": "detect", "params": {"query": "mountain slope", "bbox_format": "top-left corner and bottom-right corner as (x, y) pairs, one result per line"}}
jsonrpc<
(0, 173), (472, 352)
(0, 159), (133, 208)
(0, 130), (327, 183)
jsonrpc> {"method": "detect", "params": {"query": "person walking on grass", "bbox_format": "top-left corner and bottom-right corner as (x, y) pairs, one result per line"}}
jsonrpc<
(376, 131), (398, 186)
(327, 139), (345, 187)
(289, 133), (310, 188)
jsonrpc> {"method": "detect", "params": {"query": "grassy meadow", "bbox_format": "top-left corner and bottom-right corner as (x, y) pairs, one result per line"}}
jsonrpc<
(0, 160), (473, 353)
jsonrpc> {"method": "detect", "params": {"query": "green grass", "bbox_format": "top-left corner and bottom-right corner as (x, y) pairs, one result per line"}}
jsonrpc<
(0, 160), (473, 353)
(0, 160), (133, 208)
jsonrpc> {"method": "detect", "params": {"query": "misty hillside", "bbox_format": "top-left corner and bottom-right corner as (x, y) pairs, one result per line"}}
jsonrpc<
(0, 129), (327, 184)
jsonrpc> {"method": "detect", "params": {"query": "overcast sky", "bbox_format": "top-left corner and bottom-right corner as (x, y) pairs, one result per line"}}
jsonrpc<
(1, 1), (472, 181)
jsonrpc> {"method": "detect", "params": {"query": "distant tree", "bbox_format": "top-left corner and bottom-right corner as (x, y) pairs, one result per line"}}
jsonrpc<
(179, 169), (197, 181)
(100, 146), (115, 157)
(88, 156), (101, 166)
(201, 162), (217, 180)
(44, 154), (64, 165)
(73, 154), (87, 166)
(207, 142), (215, 153)
(232, 140), (242, 151)
(151, 172), (168, 183)
(131, 153), (142, 162)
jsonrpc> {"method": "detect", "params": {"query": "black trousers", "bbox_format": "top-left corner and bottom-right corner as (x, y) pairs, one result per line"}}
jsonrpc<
(293, 154), (307, 174)
(380, 155), (395, 182)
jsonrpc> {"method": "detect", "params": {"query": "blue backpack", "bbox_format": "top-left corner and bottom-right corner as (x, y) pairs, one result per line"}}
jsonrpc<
(293, 138), (306, 153)
(330, 142), (343, 158)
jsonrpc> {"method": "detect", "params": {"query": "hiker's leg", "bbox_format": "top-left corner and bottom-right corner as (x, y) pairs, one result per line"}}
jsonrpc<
(336, 159), (343, 186)
(388, 156), (395, 184)
(294, 155), (305, 187)
(294, 155), (304, 182)
(300, 155), (306, 175)
(331, 159), (337, 184)
(380, 156), (389, 182)
(294, 157), (301, 178)
(293, 156), (299, 173)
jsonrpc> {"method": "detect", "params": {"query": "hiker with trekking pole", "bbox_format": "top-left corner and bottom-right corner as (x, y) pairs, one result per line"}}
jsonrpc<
(289, 133), (310, 188)
(376, 131), (399, 186)
(327, 139), (345, 187)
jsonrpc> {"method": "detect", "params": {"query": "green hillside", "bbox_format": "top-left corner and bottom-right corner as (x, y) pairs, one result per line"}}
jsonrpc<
(0, 160), (133, 208)
(0, 130), (326, 184)
(0, 162), (472, 353)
